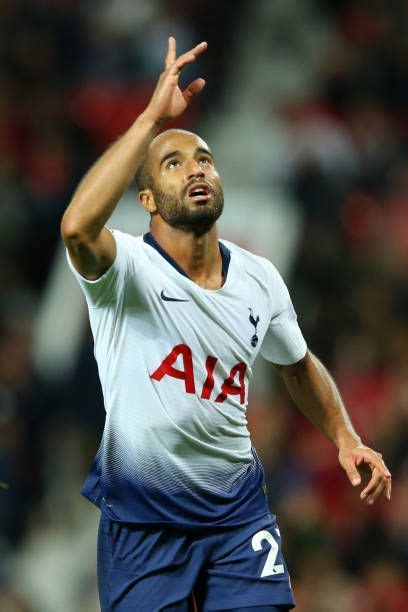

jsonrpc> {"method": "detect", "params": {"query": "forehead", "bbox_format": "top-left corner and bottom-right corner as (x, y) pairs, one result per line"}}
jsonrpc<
(149, 131), (211, 166)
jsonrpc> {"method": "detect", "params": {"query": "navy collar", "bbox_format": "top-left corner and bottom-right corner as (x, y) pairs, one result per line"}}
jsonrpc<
(143, 232), (231, 283)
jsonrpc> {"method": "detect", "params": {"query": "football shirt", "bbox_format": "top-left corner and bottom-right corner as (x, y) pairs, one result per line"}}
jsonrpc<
(66, 229), (307, 527)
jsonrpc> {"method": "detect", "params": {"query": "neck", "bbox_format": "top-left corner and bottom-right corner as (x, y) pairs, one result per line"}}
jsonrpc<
(150, 220), (223, 289)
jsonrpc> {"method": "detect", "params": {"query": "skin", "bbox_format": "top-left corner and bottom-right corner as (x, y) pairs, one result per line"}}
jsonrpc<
(274, 353), (391, 504)
(139, 129), (225, 288)
(61, 37), (391, 505)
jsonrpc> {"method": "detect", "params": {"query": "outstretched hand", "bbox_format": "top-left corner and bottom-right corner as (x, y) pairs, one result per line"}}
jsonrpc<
(339, 443), (392, 505)
(143, 37), (207, 127)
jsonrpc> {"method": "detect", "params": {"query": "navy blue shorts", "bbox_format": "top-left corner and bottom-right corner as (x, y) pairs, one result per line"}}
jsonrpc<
(97, 511), (295, 611)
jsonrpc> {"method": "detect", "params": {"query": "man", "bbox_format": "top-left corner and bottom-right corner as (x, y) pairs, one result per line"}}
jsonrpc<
(61, 38), (391, 611)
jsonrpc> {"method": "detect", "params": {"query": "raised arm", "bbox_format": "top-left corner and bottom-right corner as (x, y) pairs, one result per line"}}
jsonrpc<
(273, 350), (392, 505)
(61, 37), (207, 280)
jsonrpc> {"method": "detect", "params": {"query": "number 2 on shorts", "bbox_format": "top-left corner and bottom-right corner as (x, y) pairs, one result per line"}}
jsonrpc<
(251, 528), (285, 578)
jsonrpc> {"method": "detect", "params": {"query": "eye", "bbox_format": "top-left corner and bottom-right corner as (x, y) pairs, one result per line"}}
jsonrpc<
(167, 159), (181, 169)
(199, 156), (212, 165)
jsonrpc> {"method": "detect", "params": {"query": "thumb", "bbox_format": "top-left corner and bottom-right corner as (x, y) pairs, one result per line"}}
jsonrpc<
(182, 78), (206, 104)
(340, 454), (361, 486)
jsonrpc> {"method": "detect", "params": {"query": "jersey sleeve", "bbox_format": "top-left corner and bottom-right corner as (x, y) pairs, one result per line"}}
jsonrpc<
(66, 228), (131, 308)
(260, 263), (307, 365)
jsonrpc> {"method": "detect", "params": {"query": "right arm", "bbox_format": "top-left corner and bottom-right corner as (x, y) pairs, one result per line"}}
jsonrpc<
(61, 37), (207, 280)
(61, 115), (159, 280)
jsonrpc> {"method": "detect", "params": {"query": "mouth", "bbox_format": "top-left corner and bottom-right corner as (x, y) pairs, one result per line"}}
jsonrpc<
(187, 182), (212, 203)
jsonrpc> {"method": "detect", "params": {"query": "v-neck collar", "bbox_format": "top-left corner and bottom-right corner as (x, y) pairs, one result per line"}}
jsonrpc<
(143, 232), (231, 284)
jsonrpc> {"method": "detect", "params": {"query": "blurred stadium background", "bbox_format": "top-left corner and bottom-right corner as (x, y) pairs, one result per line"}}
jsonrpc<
(1, 0), (407, 610)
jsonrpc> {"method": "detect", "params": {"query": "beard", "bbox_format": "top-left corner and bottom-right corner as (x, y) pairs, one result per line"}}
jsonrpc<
(151, 183), (224, 236)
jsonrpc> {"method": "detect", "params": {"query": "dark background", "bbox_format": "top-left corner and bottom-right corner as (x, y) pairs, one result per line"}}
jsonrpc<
(0, 1), (407, 610)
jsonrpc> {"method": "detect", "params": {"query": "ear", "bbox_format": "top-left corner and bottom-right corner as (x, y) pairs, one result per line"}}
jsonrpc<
(139, 189), (158, 214)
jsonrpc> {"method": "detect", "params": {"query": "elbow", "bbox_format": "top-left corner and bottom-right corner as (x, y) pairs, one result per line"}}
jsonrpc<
(60, 212), (90, 246)
(60, 215), (80, 243)
(273, 350), (311, 379)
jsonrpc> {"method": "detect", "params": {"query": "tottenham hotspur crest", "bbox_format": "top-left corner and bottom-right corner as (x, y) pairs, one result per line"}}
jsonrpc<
(248, 308), (260, 347)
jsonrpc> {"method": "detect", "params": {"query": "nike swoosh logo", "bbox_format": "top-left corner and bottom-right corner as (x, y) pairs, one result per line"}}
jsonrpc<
(160, 290), (189, 303)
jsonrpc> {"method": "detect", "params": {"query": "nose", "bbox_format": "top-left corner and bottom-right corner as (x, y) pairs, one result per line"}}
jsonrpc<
(186, 159), (205, 181)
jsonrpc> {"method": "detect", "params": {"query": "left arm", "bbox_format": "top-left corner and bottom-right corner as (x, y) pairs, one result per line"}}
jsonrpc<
(273, 350), (392, 504)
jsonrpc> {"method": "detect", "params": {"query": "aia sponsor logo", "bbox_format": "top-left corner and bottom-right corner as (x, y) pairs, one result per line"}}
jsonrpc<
(150, 344), (247, 404)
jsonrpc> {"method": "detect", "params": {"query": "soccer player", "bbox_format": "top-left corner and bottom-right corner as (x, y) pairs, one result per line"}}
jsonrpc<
(61, 38), (392, 611)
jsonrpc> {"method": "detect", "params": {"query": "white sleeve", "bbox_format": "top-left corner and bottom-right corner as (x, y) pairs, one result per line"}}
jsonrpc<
(65, 228), (131, 308)
(260, 263), (307, 365)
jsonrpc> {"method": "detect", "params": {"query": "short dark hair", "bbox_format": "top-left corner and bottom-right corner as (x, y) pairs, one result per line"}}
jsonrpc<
(134, 154), (153, 191)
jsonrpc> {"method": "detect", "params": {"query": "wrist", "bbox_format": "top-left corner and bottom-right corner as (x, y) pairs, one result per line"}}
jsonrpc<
(137, 110), (166, 132)
(335, 429), (362, 451)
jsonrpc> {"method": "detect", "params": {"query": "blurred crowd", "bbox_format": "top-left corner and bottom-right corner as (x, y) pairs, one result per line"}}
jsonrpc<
(0, 0), (407, 610)
(261, 1), (408, 609)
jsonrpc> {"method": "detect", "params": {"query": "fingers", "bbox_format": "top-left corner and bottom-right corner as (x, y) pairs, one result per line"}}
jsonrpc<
(367, 478), (389, 505)
(169, 53), (196, 74)
(182, 78), (206, 103)
(360, 467), (384, 503)
(340, 446), (392, 505)
(357, 451), (392, 504)
(168, 41), (208, 75)
(363, 451), (391, 482)
(342, 455), (362, 487)
(385, 474), (392, 501)
(181, 41), (208, 62)
(164, 36), (177, 70)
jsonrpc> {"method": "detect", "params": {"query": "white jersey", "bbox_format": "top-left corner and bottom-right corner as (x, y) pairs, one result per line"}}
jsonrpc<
(67, 229), (307, 527)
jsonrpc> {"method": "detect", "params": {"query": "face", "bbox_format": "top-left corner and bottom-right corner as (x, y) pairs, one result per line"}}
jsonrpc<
(143, 130), (224, 235)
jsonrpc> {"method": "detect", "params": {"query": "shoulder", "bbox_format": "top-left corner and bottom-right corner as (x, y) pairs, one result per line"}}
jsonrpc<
(220, 238), (285, 288)
(108, 228), (147, 262)
(109, 228), (144, 248)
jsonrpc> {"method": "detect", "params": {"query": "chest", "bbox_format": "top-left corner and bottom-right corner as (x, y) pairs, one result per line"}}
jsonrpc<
(122, 265), (270, 367)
